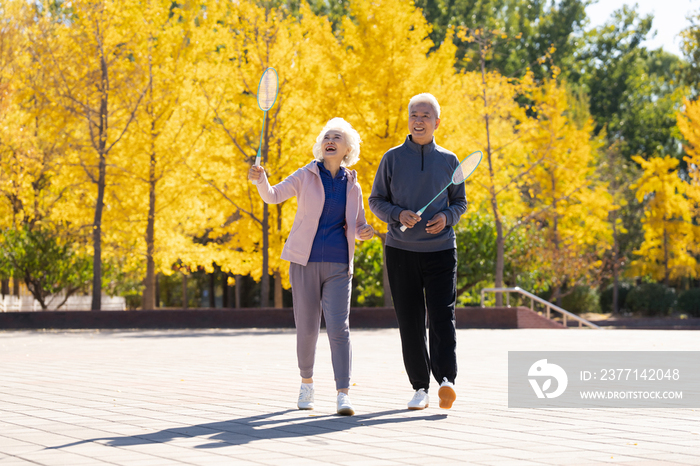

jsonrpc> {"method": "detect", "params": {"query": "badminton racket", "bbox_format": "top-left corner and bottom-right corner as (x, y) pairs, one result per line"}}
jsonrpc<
(400, 150), (482, 232)
(251, 67), (279, 185)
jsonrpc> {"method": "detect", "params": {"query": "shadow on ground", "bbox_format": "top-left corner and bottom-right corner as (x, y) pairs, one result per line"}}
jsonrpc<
(50, 409), (446, 449)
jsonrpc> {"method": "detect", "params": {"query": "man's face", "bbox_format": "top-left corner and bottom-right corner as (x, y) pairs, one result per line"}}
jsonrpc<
(409, 102), (440, 145)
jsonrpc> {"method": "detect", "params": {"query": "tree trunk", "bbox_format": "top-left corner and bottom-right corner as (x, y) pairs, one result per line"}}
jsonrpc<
(142, 60), (157, 310)
(182, 273), (188, 309)
(1, 279), (9, 296)
(91, 53), (109, 311)
(261, 204), (270, 307)
(663, 222), (669, 287)
(553, 284), (561, 309)
(155, 273), (160, 308)
(494, 215), (504, 305)
(209, 271), (216, 308)
(12, 277), (19, 296)
(478, 38), (503, 306)
(274, 270), (283, 308)
(612, 214), (619, 314)
(235, 274), (242, 309)
(222, 273), (229, 308)
(551, 173), (562, 309)
(273, 204), (283, 308)
(91, 150), (106, 311)
(142, 145), (157, 310)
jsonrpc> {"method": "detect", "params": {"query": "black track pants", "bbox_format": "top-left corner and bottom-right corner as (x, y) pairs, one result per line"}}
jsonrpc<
(385, 246), (458, 391)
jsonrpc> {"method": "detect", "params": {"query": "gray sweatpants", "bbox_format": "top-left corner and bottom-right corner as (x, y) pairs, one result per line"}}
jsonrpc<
(289, 262), (352, 390)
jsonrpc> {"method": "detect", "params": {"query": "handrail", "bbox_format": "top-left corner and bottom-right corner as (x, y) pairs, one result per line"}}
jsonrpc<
(480, 286), (600, 329)
(0, 295), (21, 313)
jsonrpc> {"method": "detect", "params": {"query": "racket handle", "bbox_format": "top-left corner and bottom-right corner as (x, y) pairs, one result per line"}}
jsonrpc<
(399, 209), (422, 232)
(251, 156), (261, 185)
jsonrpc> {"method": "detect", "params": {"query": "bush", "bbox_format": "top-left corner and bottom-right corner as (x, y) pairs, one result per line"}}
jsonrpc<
(676, 288), (700, 318)
(625, 283), (676, 316)
(352, 238), (385, 307)
(560, 286), (600, 315)
(599, 283), (632, 313)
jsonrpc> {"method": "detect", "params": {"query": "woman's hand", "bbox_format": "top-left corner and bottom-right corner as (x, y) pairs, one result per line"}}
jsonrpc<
(358, 224), (374, 240)
(248, 166), (265, 182)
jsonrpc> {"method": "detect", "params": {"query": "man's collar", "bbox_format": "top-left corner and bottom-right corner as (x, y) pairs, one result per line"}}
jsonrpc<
(405, 135), (436, 154)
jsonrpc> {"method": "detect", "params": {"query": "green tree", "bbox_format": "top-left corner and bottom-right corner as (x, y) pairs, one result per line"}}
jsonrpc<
(0, 227), (92, 310)
(414, 0), (588, 78)
(571, 6), (686, 161)
(680, 9), (700, 95)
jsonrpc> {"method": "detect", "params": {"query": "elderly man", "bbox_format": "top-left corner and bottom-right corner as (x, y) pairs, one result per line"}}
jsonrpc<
(369, 93), (467, 410)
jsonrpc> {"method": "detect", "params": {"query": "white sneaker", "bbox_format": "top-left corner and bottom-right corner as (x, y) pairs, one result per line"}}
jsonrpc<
(438, 378), (456, 409)
(407, 388), (429, 410)
(297, 384), (314, 410)
(336, 393), (355, 416)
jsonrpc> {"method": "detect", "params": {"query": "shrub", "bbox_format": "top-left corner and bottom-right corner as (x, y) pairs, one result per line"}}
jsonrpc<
(560, 286), (601, 315)
(676, 288), (700, 318)
(625, 283), (676, 316)
(352, 238), (385, 307)
(599, 283), (632, 313)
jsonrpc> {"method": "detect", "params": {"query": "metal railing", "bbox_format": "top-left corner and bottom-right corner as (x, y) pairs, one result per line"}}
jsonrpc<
(0, 294), (126, 312)
(480, 287), (600, 329)
(0, 295), (21, 312)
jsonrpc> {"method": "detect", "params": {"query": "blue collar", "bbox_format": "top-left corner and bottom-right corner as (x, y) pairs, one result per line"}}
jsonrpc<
(317, 161), (346, 180)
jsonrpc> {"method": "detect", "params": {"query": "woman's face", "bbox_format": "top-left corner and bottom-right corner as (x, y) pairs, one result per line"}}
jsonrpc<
(322, 130), (350, 162)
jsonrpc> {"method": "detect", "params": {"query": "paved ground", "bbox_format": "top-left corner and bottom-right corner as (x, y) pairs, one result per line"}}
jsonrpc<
(0, 328), (698, 466)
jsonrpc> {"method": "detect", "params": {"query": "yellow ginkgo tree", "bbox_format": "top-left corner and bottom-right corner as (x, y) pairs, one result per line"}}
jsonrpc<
(24, 0), (149, 310)
(630, 155), (697, 285)
(332, 0), (459, 304)
(525, 75), (613, 305)
(188, 0), (341, 307)
(108, 0), (217, 310)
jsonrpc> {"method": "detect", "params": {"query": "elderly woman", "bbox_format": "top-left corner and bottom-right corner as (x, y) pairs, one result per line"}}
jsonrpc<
(248, 117), (373, 416)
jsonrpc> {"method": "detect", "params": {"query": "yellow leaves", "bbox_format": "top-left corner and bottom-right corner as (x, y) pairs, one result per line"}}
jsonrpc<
(629, 155), (698, 281)
(4, 0), (673, 296)
(520, 77), (613, 285)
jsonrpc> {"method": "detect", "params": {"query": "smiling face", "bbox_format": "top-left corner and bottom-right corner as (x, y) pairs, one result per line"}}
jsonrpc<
(409, 102), (440, 146)
(322, 129), (350, 162)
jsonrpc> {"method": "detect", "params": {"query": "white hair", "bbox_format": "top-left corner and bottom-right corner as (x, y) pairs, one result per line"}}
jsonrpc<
(312, 118), (362, 167)
(408, 93), (441, 118)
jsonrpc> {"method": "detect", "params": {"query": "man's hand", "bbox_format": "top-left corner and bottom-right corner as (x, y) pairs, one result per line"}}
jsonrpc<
(399, 210), (421, 229)
(358, 224), (374, 240)
(425, 212), (447, 234)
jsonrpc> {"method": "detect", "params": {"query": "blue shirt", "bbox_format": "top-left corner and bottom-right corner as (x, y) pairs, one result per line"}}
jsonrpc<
(308, 161), (349, 263)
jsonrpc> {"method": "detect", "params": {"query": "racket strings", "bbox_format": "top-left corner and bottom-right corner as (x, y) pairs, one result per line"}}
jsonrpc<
(258, 71), (278, 111)
(452, 156), (480, 184)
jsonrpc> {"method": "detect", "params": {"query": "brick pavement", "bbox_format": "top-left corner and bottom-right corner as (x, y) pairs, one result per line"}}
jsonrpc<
(0, 328), (698, 465)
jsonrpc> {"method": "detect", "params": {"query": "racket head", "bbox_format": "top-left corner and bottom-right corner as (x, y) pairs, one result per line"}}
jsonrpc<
(257, 68), (279, 111)
(452, 150), (483, 184)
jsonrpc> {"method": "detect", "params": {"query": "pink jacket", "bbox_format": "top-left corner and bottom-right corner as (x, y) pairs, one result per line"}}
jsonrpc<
(255, 161), (369, 275)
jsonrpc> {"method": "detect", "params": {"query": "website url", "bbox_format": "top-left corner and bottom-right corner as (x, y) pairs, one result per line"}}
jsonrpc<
(580, 391), (683, 400)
